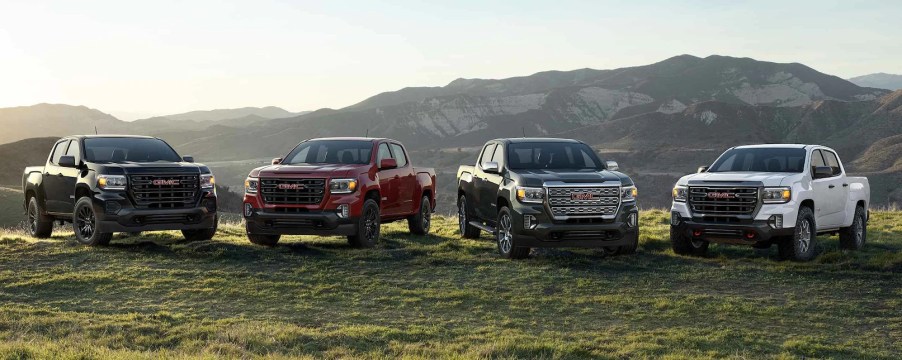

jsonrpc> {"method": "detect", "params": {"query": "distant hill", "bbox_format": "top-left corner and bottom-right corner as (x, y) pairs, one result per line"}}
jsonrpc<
(0, 137), (59, 186)
(0, 104), (128, 144)
(129, 107), (309, 132)
(849, 73), (902, 90)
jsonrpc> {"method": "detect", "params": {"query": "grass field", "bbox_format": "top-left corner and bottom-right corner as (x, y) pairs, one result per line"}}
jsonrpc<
(0, 210), (900, 359)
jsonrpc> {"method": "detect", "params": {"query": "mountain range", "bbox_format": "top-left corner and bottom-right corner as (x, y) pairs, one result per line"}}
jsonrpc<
(849, 73), (902, 91)
(1, 54), (900, 212)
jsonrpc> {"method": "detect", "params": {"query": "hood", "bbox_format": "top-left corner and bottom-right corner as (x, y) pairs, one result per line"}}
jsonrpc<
(252, 163), (368, 178)
(511, 169), (629, 187)
(679, 172), (800, 187)
(94, 162), (208, 175)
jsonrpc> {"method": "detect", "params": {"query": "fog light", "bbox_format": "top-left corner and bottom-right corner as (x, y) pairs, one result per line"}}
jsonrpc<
(337, 204), (350, 218)
(627, 213), (638, 228)
(244, 203), (253, 217)
(768, 214), (783, 229)
(671, 212), (681, 226)
(524, 215), (537, 230)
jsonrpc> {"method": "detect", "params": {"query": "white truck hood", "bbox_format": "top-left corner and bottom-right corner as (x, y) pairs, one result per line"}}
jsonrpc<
(676, 172), (802, 187)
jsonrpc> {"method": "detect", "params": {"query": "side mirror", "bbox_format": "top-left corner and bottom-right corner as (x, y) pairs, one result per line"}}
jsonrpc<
(813, 166), (833, 179)
(58, 155), (76, 168)
(379, 158), (398, 170)
(605, 161), (619, 171)
(697, 165), (709, 173)
(182, 156), (194, 163)
(272, 158), (282, 165)
(483, 161), (500, 173)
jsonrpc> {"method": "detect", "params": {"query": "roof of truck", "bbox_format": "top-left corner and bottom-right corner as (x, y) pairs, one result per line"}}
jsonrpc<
(733, 144), (810, 149)
(64, 135), (157, 140)
(306, 137), (391, 142)
(496, 137), (583, 144)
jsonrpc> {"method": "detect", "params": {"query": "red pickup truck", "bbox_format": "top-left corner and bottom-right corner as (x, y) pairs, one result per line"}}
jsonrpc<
(242, 137), (436, 247)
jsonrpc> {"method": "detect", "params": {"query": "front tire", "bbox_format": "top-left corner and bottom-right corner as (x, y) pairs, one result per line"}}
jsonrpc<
(457, 195), (481, 239)
(839, 206), (866, 250)
(779, 206), (818, 261)
(348, 199), (380, 248)
(73, 197), (112, 246)
(496, 207), (529, 259)
(248, 233), (280, 246)
(670, 225), (708, 256)
(182, 216), (218, 241)
(407, 196), (431, 235)
(27, 197), (53, 238)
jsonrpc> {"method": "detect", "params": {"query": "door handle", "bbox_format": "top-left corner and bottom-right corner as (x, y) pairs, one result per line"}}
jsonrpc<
(842, 183), (848, 187)
(828, 185), (835, 189)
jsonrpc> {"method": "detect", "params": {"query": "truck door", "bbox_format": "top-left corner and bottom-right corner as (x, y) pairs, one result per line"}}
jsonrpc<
(478, 143), (505, 222)
(57, 139), (82, 212)
(473, 143), (500, 220)
(819, 150), (848, 227)
(810, 149), (843, 228)
(376, 142), (403, 216)
(43, 140), (71, 213)
(389, 143), (417, 215)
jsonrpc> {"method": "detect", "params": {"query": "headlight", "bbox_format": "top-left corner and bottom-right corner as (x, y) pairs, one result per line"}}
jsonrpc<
(330, 178), (358, 194)
(201, 174), (215, 189)
(621, 185), (637, 202)
(672, 185), (688, 202)
(762, 187), (791, 203)
(244, 177), (258, 194)
(97, 175), (127, 190)
(516, 186), (544, 204)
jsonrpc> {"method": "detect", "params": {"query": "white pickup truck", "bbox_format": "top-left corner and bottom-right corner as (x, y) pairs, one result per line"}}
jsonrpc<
(670, 144), (870, 261)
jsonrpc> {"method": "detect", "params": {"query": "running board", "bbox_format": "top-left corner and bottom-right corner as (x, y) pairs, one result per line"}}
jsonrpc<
(469, 221), (496, 234)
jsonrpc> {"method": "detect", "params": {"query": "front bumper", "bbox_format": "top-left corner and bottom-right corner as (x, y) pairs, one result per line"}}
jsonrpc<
(244, 210), (358, 236)
(509, 201), (639, 248)
(93, 190), (217, 233)
(670, 213), (794, 244)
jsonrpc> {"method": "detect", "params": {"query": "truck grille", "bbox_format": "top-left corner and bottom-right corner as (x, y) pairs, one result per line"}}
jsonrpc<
(260, 178), (326, 205)
(688, 187), (758, 215)
(547, 186), (620, 218)
(129, 174), (199, 209)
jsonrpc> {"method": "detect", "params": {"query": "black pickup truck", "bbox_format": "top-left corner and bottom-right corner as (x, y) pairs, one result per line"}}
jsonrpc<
(22, 135), (218, 245)
(457, 138), (639, 259)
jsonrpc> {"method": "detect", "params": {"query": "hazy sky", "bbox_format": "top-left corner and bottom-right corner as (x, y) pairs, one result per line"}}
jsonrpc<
(1, 0), (900, 120)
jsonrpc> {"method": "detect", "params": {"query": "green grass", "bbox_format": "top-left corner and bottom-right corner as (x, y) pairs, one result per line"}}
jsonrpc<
(0, 210), (900, 359)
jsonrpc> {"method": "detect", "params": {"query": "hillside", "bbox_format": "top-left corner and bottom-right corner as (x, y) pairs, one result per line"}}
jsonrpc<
(0, 211), (899, 358)
(0, 104), (128, 144)
(0, 137), (60, 186)
(849, 73), (902, 90)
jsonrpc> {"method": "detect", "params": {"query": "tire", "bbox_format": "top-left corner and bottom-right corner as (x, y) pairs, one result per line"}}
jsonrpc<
(407, 196), (432, 235)
(72, 197), (112, 246)
(839, 206), (866, 250)
(248, 233), (280, 246)
(496, 207), (529, 259)
(779, 206), (818, 261)
(348, 199), (381, 248)
(26, 197), (53, 238)
(182, 216), (218, 241)
(617, 230), (640, 255)
(670, 225), (708, 256)
(457, 195), (481, 239)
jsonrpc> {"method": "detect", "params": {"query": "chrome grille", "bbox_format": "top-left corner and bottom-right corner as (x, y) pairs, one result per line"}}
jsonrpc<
(688, 187), (758, 215)
(260, 178), (326, 205)
(129, 174), (199, 209)
(547, 186), (620, 218)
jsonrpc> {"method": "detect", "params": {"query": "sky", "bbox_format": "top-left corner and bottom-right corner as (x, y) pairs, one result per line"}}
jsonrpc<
(1, 0), (900, 120)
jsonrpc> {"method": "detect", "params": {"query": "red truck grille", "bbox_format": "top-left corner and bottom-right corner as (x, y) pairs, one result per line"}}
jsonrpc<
(688, 187), (758, 215)
(129, 174), (199, 209)
(260, 178), (326, 205)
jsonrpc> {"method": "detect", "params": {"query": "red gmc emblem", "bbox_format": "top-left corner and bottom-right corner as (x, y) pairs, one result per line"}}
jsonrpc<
(707, 192), (737, 199)
(152, 179), (180, 186)
(571, 192), (594, 200)
(278, 183), (305, 190)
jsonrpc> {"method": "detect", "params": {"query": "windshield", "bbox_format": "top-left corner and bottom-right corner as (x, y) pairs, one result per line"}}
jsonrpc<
(708, 147), (807, 173)
(84, 138), (182, 163)
(507, 142), (604, 170)
(283, 140), (374, 165)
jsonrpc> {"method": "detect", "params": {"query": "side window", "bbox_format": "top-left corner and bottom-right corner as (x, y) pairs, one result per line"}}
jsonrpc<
(490, 144), (504, 168)
(64, 140), (81, 163)
(810, 150), (826, 174)
(389, 143), (408, 167)
(822, 150), (842, 176)
(377, 143), (392, 163)
(50, 140), (69, 165)
(480, 144), (496, 168)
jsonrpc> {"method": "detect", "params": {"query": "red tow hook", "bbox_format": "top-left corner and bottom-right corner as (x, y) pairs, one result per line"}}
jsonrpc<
(693, 229), (703, 237)
(745, 230), (757, 239)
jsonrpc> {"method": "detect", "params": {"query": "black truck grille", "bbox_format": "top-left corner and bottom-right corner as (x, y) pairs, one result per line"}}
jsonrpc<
(129, 174), (199, 209)
(688, 187), (758, 215)
(547, 186), (620, 218)
(260, 178), (326, 205)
